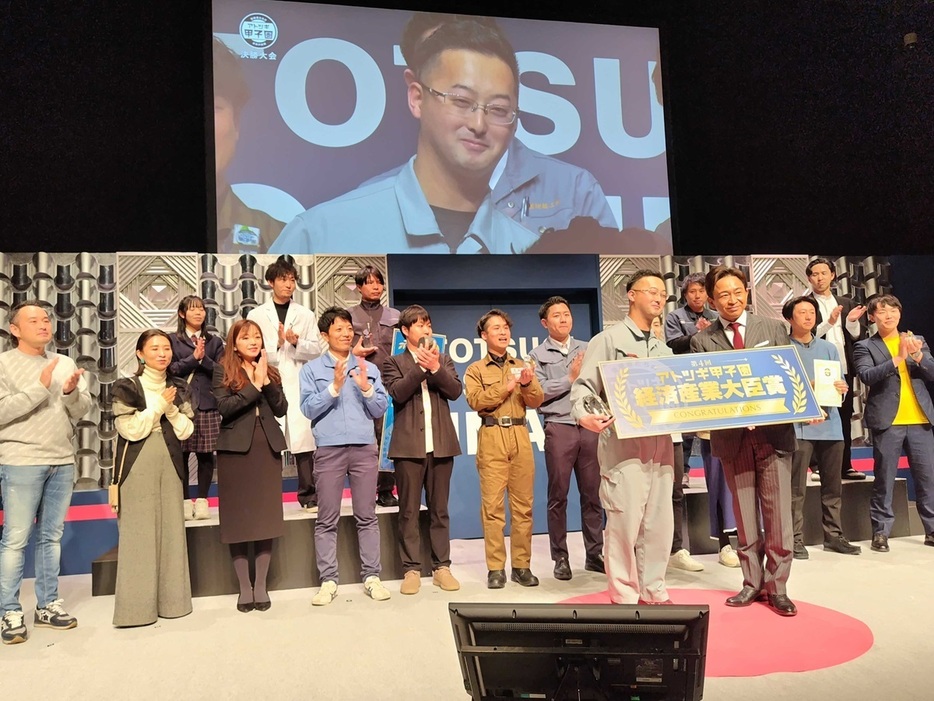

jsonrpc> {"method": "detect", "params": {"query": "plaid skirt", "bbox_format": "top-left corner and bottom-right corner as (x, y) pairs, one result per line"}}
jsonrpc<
(182, 409), (221, 453)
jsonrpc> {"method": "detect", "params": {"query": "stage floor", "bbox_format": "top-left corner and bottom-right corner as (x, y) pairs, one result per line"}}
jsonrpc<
(5, 531), (934, 700)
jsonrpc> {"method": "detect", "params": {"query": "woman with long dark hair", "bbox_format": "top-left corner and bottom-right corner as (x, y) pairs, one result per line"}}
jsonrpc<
(111, 329), (194, 627)
(169, 295), (225, 520)
(213, 319), (287, 612)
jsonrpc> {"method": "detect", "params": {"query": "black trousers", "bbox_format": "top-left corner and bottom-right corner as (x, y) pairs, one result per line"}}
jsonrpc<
(543, 422), (603, 561)
(374, 418), (396, 497)
(294, 451), (316, 507)
(791, 439), (844, 543)
(393, 454), (453, 570)
(671, 442), (686, 553)
(840, 374), (856, 470)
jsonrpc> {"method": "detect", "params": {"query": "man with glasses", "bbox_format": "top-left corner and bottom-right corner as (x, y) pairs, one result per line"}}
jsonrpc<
(270, 19), (536, 255)
(571, 270), (676, 605)
(358, 12), (618, 242)
(690, 266), (799, 617)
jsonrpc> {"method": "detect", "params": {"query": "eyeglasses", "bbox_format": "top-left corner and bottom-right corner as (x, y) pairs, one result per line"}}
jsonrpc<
(631, 288), (666, 299)
(422, 85), (517, 126)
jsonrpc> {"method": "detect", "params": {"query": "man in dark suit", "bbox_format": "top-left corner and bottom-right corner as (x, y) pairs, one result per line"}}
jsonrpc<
(852, 294), (934, 552)
(382, 305), (464, 594)
(690, 266), (798, 616)
(806, 257), (867, 480)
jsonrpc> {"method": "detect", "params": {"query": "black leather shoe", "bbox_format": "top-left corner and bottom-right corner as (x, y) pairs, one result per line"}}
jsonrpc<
(925, 534), (934, 547)
(871, 533), (890, 552)
(824, 536), (862, 555)
(254, 599), (271, 612)
(842, 468), (867, 481)
(793, 543), (809, 560)
(236, 596), (254, 613)
(376, 493), (399, 508)
(767, 594), (798, 617)
(725, 585), (766, 607)
(584, 555), (606, 574)
(553, 558), (572, 581)
(511, 568), (540, 587)
(487, 570), (506, 589)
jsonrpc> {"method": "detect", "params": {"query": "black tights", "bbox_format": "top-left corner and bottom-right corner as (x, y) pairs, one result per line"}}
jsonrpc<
(184, 452), (215, 500)
(229, 540), (273, 605)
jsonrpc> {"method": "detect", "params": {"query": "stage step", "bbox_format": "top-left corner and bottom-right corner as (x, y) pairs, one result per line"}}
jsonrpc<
(92, 502), (432, 597)
(683, 476), (916, 554)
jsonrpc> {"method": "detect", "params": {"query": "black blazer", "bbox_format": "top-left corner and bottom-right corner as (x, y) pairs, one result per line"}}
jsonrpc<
(212, 365), (288, 454)
(853, 334), (934, 431)
(690, 313), (797, 458)
(169, 332), (225, 411)
(382, 351), (462, 460)
(807, 292), (866, 375)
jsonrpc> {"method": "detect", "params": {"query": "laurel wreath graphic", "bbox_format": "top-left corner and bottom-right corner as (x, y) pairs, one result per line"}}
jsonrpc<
(772, 354), (808, 414)
(614, 368), (644, 428)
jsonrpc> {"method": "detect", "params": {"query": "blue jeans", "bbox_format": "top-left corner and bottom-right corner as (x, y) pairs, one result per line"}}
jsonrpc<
(0, 464), (75, 613)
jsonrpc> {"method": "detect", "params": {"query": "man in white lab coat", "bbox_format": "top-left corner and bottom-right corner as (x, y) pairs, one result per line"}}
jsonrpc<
(247, 256), (322, 510)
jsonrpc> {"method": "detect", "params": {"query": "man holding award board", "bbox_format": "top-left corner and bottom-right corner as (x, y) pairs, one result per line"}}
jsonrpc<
(576, 266), (825, 616)
(571, 269), (677, 605)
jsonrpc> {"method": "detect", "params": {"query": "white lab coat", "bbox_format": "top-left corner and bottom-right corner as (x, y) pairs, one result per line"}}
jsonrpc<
(246, 300), (321, 454)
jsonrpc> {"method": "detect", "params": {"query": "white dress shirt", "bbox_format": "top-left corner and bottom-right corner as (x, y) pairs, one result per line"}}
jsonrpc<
(408, 349), (434, 454)
(719, 311), (748, 347)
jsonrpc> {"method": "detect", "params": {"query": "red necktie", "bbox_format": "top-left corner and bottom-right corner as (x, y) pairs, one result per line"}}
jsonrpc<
(191, 335), (198, 345)
(729, 322), (744, 350)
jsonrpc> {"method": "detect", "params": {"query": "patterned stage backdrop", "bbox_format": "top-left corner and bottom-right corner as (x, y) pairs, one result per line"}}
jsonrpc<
(0, 253), (887, 489)
(199, 254), (388, 339)
(116, 254), (200, 377)
(598, 255), (664, 331)
(749, 255), (811, 322)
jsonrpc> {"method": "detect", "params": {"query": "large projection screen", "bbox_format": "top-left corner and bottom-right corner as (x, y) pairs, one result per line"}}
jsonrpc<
(212, 2), (672, 255)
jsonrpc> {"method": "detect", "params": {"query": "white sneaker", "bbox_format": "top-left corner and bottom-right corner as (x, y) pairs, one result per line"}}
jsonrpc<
(193, 498), (210, 520)
(363, 576), (391, 601)
(1, 611), (27, 645)
(719, 544), (741, 568)
(668, 548), (705, 572)
(302, 503), (319, 514)
(810, 471), (821, 482)
(312, 581), (338, 606)
(183, 500), (195, 521)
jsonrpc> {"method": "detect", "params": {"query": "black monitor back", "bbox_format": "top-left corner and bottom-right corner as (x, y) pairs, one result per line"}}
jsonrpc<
(449, 602), (709, 701)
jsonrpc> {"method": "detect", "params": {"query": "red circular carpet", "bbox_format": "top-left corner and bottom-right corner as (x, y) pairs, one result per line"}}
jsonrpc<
(559, 588), (874, 677)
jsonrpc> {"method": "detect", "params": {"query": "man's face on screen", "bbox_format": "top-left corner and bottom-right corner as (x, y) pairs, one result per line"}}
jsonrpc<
(412, 49), (516, 179)
(214, 95), (239, 178)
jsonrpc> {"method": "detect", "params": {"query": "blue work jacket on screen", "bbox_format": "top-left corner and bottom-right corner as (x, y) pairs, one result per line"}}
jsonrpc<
(269, 157), (537, 255)
(357, 139), (618, 237)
